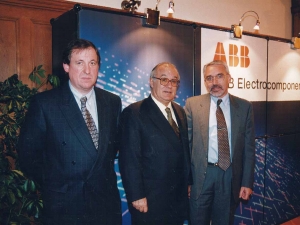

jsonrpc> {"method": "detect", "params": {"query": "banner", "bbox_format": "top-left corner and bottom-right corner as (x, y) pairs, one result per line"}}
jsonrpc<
(200, 28), (267, 102)
(268, 40), (300, 101)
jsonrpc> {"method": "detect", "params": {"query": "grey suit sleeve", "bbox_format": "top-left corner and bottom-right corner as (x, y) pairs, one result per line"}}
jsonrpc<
(184, 99), (193, 154)
(241, 102), (255, 188)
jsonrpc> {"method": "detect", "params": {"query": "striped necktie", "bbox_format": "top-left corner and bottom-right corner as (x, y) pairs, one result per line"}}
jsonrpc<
(216, 99), (230, 170)
(165, 107), (180, 138)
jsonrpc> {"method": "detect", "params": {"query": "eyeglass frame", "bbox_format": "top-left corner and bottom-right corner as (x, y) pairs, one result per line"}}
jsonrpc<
(204, 73), (227, 83)
(152, 76), (180, 87)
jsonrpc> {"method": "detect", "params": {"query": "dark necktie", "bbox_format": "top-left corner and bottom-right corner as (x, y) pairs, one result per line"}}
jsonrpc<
(216, 99), (230, 171)
(80, 96), (99, 150)
(165, 107), (180, 138)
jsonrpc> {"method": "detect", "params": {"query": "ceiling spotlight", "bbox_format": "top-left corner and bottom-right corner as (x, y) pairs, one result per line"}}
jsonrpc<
(231, 10), (260, 38)
(121, 0), (141, 12)
(144, 0), (161, 26)
(143, 0), (176, 26)
(167, 0), (174, 16)
(253, 20), (260, 30)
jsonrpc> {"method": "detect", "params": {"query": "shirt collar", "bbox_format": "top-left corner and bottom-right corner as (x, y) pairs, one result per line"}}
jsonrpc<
(151, 94), (172, 110)
(69, 81), (95, 101)
(211, 93), (230, 106)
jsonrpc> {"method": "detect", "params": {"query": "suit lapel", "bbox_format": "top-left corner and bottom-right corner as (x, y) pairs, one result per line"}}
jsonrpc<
(94, 88), (109, 166)
(199, 94), (211, 154)
(172, 102), (184, 133)
(173, 102), (190, 173)
(229, 94), (240, 157)
(142, 96), (182, 151)
(59, 83), (98, 159)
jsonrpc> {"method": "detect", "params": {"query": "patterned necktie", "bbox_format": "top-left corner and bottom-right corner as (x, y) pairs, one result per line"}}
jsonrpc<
(165, 107), (180, 138)
(216, 99), (230, 171)
(80, 97), (99, 150)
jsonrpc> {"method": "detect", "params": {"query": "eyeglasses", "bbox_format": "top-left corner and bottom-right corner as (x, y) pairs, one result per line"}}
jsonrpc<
(152, 77), (180, 87)
(204, 74), (225, 83)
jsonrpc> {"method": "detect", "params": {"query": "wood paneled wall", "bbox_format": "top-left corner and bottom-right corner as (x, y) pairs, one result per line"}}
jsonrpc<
(0, 0), (73, 87)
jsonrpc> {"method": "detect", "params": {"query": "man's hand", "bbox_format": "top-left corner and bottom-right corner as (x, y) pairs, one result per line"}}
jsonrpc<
(239, 187), (252, 200)
(132, 198), (148, 213)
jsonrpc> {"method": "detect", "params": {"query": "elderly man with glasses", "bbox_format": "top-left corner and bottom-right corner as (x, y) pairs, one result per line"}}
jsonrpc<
(119, 62), (192, 225)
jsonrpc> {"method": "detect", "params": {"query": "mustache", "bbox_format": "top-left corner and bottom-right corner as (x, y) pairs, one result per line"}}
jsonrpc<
(210, 84), (223, 91)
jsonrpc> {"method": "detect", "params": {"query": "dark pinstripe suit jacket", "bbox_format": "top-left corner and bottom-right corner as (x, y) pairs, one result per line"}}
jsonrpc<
(18, 82), (122, 225)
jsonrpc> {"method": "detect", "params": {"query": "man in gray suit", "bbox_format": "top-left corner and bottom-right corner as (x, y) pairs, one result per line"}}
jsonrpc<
(18, 39), (122, 225)
(185, 60), (255, 225)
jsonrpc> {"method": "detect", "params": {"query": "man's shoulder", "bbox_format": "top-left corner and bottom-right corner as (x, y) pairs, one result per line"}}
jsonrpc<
(186, 93), (209, 103)
(120, 99), (145, 121)
(229, 94), (252, 106)
(94, 86), (121, 102)
(123, 99), (144, 112)
(33, 86), (62, 101)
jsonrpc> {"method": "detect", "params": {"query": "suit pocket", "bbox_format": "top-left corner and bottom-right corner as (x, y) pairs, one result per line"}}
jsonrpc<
(43, 182), (69, 216)
(45, 181), (68, 193)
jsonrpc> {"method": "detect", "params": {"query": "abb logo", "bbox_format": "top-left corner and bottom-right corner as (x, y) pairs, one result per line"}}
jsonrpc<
(213, 42), (250, 68)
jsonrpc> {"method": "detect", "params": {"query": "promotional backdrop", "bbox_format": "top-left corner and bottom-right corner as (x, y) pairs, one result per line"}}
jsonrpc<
(199, 27), (300, 225)
(52, 7), (300, 225)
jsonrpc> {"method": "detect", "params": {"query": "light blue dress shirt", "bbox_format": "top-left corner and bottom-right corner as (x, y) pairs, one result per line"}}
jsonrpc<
(207, 93), (232, 163)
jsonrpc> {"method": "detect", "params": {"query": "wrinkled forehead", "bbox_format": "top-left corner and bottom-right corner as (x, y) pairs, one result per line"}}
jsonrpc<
(71, 47), (95, 57)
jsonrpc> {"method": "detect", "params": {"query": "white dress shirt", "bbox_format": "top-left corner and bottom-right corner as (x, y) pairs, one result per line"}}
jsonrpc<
(69, 81), (99, 131)
(151, 95), (178, 126)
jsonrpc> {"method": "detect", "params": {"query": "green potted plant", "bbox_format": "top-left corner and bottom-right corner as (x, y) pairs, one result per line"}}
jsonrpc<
(0, 65), (60, 225)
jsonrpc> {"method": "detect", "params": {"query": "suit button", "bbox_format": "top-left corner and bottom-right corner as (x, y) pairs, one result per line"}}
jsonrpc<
(62, 141), (67, 146)
(71, 161), (76, 165)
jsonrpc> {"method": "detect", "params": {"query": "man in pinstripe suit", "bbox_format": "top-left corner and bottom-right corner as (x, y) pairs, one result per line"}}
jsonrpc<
(18, 39), (122, 225)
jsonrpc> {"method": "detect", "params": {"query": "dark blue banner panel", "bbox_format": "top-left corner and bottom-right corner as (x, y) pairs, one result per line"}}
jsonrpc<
(233, 138), (266, 225)
(267, 101), (300, 135)
(264, 134), (300, 224)
(79, 9), (194, 108)
(252, 101), (267, 137)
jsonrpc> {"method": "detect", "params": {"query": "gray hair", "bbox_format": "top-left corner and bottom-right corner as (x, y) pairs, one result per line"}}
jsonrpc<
(203, 60), (230, 76)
